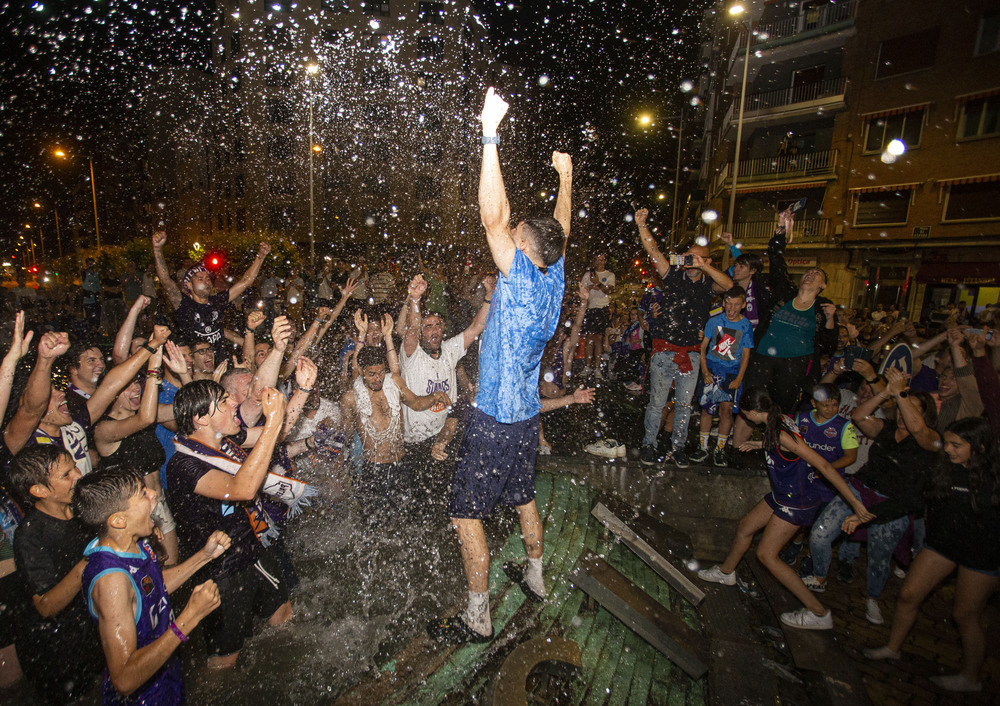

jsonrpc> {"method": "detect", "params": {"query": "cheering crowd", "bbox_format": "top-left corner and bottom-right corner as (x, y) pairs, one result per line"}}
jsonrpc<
(0, 87), (997, 704)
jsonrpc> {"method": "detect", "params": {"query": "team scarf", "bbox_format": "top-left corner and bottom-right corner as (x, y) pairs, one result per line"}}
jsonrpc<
(173, 435), (318, 545)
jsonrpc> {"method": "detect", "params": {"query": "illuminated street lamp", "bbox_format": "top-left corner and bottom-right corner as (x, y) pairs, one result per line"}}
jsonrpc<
(53, 147), (102, 255)
(306, 62), (320, 266)
(726, 3), (754, 236)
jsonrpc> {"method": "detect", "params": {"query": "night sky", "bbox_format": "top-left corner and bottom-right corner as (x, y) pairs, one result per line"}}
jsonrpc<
(0, 0), (709, 257)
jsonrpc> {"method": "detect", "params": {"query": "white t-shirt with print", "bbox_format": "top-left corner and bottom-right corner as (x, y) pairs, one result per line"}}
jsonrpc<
(399, 333), (467, 443)
(583, 270), (615, 309)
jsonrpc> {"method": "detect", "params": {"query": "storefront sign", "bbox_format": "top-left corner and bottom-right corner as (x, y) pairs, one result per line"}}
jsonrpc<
(912, 226), (931, 239)
(784, 257), (818, 267)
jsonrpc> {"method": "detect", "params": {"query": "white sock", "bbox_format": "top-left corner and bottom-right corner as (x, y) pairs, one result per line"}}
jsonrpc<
(699, 433), (710, 451)
(716, 434), (729, 450)
(525, 557), (546, 597)
(464, 591), (491, 635)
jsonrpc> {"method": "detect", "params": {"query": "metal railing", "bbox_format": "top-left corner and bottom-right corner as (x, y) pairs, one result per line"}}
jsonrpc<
(713, 148), (838, 192)
(733, 217), (830, 243)
(752, 1), (857, 45)
(745, 77), (847, 112)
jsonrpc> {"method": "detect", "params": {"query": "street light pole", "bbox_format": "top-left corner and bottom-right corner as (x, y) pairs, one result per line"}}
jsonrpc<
(670, 104), (685, 251)
(89, 157), (101, 255)
(726, 22), (752, 236)
(306, 63), (319, 267)
(53, 207), (63, 257)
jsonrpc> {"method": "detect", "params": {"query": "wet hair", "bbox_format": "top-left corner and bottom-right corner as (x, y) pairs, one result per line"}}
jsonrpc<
(903, 390), (937, 430)
(926, 417), (1000, 510)
(73, 470), (145, 537)
(65, 339), (102, 373)
(734, 252), (763, 275)
(173, 379), (227, 436)
(811, 383), (841, 404)
(219, 366), (252, 394)
(722, 285), (746, 302)
(521, 216), (566, 267)
(739, 387), (785, 452)
(7, 445), (72, 507)
(357, 345), (387, 369)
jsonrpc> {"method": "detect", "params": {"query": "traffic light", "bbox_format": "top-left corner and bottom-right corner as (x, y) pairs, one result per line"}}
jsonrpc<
(205, 251), (226, 273)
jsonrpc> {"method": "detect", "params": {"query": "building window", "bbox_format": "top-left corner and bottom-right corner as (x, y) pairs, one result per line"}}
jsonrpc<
(864, 110), (925, 153)
(418, 1), (444, 24)
(958, 95), (1000, 140)
(322, 0), (350, 12)
(875, 28), (939, 79)
(227, 212), (233, 230)
(415, 176), (442, 200)
(236, 208), (247, 232)
(854, 190), (912, 226)
(235, 174), (245, 197)
(267, 99), (294, 124)
(418, 37), (444, 61)
(943, 182), (1000, 222)
(231, 31), (241, 56)
(362, 1), (390, 16)
(268, 173), (296, 196)
(269, 207), (296, 232)
(266, 26), (292, 50)
(268, 136), (294, 159)
(975, 13), (1000, 56)
(265, 64), (292, 87)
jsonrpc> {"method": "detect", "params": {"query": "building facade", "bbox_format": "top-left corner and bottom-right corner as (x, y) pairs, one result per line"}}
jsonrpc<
(697, 0), (1000, 316)
(146, 0), (494, 260)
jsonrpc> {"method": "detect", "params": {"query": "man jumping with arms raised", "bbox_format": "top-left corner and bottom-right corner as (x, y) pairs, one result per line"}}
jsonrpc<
(428, 87), (572, 644)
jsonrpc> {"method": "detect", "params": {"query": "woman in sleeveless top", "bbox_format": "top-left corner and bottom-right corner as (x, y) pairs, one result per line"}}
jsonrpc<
(697, 387), (874, 630)
(94, 346), (179, 564)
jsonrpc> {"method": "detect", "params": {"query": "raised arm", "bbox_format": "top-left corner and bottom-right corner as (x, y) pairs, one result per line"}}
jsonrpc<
(151, 231), (181, 311)
(243, 316), (292, 427)
(478, 87), (516, 277)
(94, 349), (163, 453)
(399, 274), (427, 358)
(113, 296), (150, 365)
(779, 431), (873, 523)
(282, 357), (317, 439)
(3, 332), (67, 455)
(552, 151), (573, 239)
(462, 276), (496, 349)
(88, 326), (168, 424)
(0, 311), (33, 426)
(194, 388), (286, 502)
(634, 208), (670, 278)
(228, 242), (271, 302)
(243, 310), (264, 373)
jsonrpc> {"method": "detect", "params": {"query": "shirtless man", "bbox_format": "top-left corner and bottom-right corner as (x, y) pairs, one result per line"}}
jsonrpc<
(337, 346), (450, 518)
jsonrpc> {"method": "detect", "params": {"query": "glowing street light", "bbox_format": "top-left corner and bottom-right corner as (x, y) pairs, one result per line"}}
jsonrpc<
(638, 114), (653, 126)
(53, 147), (101, 254)
(728, 3), (745, 15)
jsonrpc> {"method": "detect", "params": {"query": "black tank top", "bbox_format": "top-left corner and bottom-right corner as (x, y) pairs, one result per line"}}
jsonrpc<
(98, 418), (166, 476)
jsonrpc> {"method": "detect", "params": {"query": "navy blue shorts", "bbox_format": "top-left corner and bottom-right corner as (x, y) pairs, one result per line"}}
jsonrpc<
(764, 492), (820, 527)
(448, 407), (540, 519)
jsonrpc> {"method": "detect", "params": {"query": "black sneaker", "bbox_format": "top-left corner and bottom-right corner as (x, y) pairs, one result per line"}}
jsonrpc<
(798, 555), (814, 578)
(689, 447), (710, 464)
(838, 561), (855, 584)
(712, 447), (728, 467)
(672, 448), (690, 469)
(640, 445), (660, 466)
(780, 541), (802, 566)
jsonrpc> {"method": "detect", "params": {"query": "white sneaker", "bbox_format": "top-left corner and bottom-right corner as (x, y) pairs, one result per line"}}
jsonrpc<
(865, 598), (884, 625)
(583, 439), (626, 458)
(697, 565), (736, 586)
(863, 646), (900, 661)
(780, 607), (833, 630)
(624, 382), (642, 392)
(929, 674), (982, 692)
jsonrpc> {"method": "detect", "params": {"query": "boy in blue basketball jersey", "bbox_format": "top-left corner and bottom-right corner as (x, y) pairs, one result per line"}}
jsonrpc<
(73, 471), (230, 705)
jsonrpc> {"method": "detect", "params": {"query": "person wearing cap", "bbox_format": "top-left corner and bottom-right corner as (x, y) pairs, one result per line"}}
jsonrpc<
(151, 231), (271, 361)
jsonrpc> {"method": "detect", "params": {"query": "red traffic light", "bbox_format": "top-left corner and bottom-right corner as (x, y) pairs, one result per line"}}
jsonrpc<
(204, 251), (226, 272)
(28, 265), (39, 273)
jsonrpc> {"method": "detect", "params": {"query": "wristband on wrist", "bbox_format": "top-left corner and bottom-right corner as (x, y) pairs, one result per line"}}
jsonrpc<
(294, 381), (314, 394)
(481, 135), (500, 145)
(169, 622), (188, 643)
(142, 343), (156, 354)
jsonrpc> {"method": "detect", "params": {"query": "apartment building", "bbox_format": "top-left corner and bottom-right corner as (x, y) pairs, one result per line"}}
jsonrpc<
(697, 0), (1000, 316)
(146, 0), (494, 259)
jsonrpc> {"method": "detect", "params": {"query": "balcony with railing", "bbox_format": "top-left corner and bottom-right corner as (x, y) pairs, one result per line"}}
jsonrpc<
(712, 148), (838, 194)
(733, 217), (830, 245)
(752, 1), (857, 48)
(722, 77), (847, 132)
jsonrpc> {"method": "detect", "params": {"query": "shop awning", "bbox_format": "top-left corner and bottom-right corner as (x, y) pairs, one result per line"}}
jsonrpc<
(935, 173), (1000, 186)
(860, 102), (932, 120)
(849, 182), (921, 194)
(725, 181), (828, 195)
(955, 87), (1000, 104)
(916, 261), (1000, 284)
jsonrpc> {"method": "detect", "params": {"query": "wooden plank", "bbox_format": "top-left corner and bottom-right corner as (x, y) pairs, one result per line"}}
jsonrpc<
(599, 494), (695, 560)
(585, 618), (628, 706)
(707, 639), (780, 706)
(571, 552), (710, 680)
(592, 502), (706, 606)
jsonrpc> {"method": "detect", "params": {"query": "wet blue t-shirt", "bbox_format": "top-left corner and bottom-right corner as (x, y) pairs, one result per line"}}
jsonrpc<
(475, 249), (564, 423)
